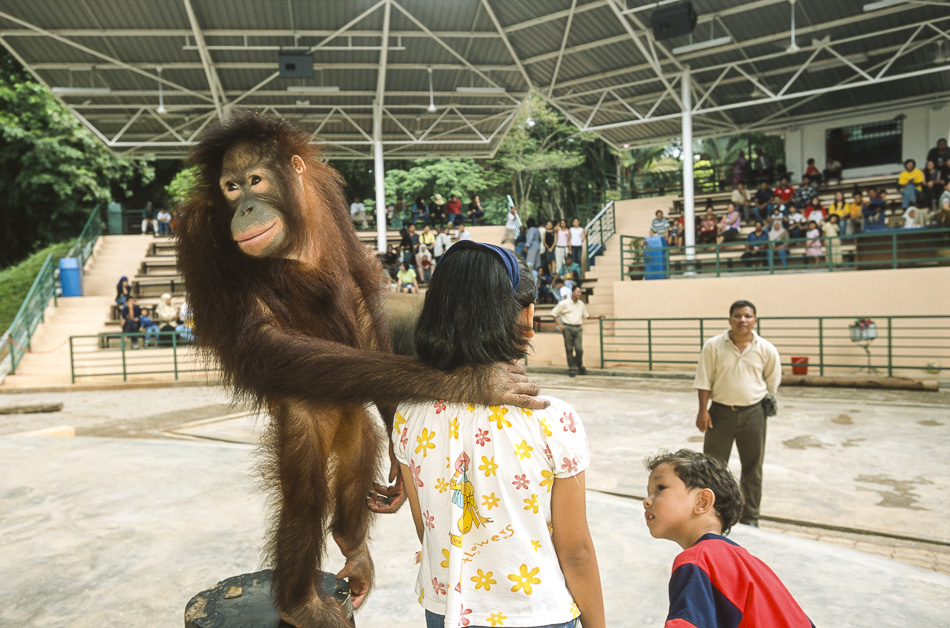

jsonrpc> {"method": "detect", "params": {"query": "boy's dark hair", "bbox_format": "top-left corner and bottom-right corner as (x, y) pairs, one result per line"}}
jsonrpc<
(729, 299), (756, 316)
(646, 449), (743, 535)
(415, 245), (536, 371)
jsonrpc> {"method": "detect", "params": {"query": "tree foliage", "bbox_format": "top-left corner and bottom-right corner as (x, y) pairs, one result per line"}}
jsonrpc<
(0, 51), (154, 267)
(164, 166), (199, 206)
(384, 158), (491, 203)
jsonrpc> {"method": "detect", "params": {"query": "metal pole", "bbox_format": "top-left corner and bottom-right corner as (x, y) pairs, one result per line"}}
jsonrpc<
(681, 65), (695, 266)
(373, 1), (392, 254)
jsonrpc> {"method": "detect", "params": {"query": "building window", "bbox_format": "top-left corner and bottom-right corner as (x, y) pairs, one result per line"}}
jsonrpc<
(826, 120), (903, 170)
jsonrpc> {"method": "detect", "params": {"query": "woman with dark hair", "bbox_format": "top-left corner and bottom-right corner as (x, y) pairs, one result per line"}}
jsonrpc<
(115, 276), (131, 305)
(398, 227), (414, 265)
(524, 217), (542, 269)
(395, 241), (605, 628)
(396, 261), (419, 294)
(542, 219), (556, 274)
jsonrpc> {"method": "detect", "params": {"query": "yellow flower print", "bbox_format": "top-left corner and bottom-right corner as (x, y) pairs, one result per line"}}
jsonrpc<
(440, 547), (450, 568)
(393, 411), (407, 437)
(482, 492), (500, 510)
(520, 407), (533, 417)
(531, 539), (542, 552)
(466, 403), (477, 413)
(471, 569), (497, 591)
(513, 440), (534, 460)
(486, 612), (507, 626)
(523, 493), (540, 514)
(538, 417), (553, 437)
(418, 589), (424, 603)
(569, 602), (580, 617)
(488, 406), (511, 429)
(539, 469), (555, 493)
(435, 478), (449, 493)
(415, 428), (436, 457)
(507, 564), (541, 595)
(479, 456), (498, 477)
(445, 456), (451, 470)
(450, 416), (459, 439)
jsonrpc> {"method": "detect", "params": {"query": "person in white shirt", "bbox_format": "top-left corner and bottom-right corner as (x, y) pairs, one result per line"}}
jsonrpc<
(457, 224), (473, 241)
(396, 241), (605, 628)
(502, 204), (521, 245)
(551, 285), (590, 378)
(349, 196), (368, 230)
(433, 226), (454, 263)
(156, 208), (172, 236)
(568, 218), (586, 268)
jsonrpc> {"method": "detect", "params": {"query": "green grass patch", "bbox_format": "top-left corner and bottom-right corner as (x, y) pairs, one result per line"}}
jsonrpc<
(0, 240), (76, 332)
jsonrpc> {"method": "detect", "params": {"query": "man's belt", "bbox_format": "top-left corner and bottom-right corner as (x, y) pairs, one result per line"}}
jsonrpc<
(711, 400), (762, 412)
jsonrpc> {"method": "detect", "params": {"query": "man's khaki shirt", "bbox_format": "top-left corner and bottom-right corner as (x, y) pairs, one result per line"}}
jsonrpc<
(694, 329), (781, 406)
(551, 298), (589, 326)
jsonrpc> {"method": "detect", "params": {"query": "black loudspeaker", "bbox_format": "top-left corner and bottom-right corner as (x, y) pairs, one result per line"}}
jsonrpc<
(650, 2), (698, 41)
(278, 54), (313, 79)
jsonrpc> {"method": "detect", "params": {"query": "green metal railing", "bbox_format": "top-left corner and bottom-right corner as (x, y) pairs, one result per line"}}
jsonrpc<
(584, 200), (616, 270)
(620, 228), (950, 280)
(68, 206), (103, 269)
(1, 254), (58, 376)
(69, 331), (213, 383)
(599, 315), (949, 378)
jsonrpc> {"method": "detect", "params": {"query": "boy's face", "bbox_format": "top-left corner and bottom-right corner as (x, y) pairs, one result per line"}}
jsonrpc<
(644, 463), (703, 547)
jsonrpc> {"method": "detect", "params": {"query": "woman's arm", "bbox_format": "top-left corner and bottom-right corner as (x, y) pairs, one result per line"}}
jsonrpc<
(399, 463), (424, 542)
(552, 472), (605, 628)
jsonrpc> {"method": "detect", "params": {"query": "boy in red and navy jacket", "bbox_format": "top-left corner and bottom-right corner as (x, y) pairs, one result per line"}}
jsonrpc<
(644, 449), (814, 628)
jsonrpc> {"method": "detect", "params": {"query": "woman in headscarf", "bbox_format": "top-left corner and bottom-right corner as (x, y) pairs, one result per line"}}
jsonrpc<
(115, 276), (131, 305)
(155, 293), (179, 330)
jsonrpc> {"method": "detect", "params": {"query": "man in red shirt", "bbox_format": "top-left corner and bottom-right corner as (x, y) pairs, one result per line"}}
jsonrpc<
(446, 194), (463, 225)
(774, 176), (795, 204)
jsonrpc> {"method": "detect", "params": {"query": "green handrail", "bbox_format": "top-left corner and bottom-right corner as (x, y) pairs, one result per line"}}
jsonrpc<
(598, 315), (949, 378)
(584, 200), (616, 272)
(68, 206), (103, 269)
(620, 228), (950, 280)
(69, 331), (210, 383)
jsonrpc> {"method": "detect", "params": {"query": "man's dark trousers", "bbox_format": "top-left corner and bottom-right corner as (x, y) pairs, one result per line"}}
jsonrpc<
(562, 324), (584, 375)
(704, 401), (767, 523)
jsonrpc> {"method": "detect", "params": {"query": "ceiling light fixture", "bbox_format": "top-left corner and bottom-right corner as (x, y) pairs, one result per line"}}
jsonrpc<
(286, 85), (341, 93)
(787, 0), (801, 53)
(456, 86), (506, 94)
(427, 67), (436, 113)
(156, 66), (167, 115)
(671, 36), (732, 55)
(51, 87), (111, 95)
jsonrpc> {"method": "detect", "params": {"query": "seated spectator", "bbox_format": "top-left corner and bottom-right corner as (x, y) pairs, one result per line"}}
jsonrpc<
(650, 210), (671, 240)
(774, 176), (794, 205)
(121, 296), (142, 348)
(429, 194), (447, 227)
(115, 276), (131, 306)
(456, 223), (472, 241)
(767, 203), (786, 228)
(792, 175), (818, 210)
(668, 211), (684, 246)
(740, 221), (769, 267)
(845, 191), (865, 237)
(716, 204), (742, 244)
(537, 266), (555, 303)
(698, 208), (718, 245)
(417, 224), (435, 256)
(445, 194), (463, 225)
(863, 192), (887, 231)
(553, 277), (571, 302)
(558, 254), (582, 292)
(169, 209), (180, 234)
(433, 226), (453, 264)
(417, 244), (434, 283)
(823, 214), (843, 266)
(926, 138), (949, 175)
(155, 292), (179, 331)
(765, 194), (787, 220)
(139, 308), (161, 347)
(157, 207), (172, 236)
(805, 220), (824, 264)
(901, 205), (920, 229)
(923, 160), (945, 211)
(411, 197), (428, 226)
(823, 157), (843, 184)
(176, 299), (194, 343)
(514, 226), (528, 258)
(731, 183), (752, 223)
(805, 158), (822, 185)
(753, 181), (772, 222)
(396, 261), (419, 294)
(827, 191), (848, 222)
(805, 196), (825, 225)
(898, 159), (925, 210)
(768, 220), (789, 267)
(350, 196), (368, 230)
(934, 180), (950, 227)
(786, 204), (806, 239)
(466, 195), (485, 226)
(142, 202), (158, 237)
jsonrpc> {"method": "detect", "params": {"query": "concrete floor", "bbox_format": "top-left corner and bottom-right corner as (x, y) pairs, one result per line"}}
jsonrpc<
(1, 376), (949, 627)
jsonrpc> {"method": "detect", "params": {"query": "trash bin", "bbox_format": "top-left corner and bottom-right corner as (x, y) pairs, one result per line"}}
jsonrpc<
(107, 202), (125, 235)
(791, 356), (809, 375)
(59, 257), (83, 297)
(643, 236), (669, 280)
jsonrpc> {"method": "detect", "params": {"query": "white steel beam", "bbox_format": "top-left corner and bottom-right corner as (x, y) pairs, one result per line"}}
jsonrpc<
(548, 0), (578, 98)
(182, 0), (226, 118)
(373, 0), (392, 253)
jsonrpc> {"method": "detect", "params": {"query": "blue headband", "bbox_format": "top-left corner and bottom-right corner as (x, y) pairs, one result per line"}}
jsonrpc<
(438, 240), (521, 293)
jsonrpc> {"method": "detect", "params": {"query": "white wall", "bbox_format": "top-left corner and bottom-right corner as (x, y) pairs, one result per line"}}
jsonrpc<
(783, 101), (950, 180)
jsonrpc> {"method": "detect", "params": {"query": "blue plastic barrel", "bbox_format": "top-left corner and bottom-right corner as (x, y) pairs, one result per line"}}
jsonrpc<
(59, 257), (83, 297)
(643, 236), (669, 280)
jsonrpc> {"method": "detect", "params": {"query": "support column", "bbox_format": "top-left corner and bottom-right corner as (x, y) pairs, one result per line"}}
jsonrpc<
(373, 102), (387, 253)
(681, 65), (695, 264)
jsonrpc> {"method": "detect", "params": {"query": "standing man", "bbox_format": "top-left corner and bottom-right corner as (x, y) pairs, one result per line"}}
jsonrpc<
(552, 285), (590, 378)
(350, 196), (368, 230)
(694, 300), (781, 527)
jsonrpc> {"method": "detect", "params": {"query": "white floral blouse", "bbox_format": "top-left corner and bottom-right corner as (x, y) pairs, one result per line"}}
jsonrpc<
(394, 396), (590, 627)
